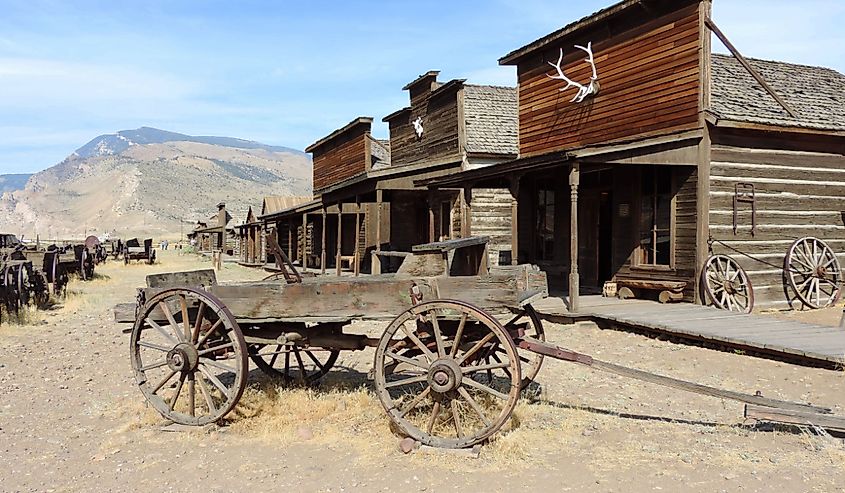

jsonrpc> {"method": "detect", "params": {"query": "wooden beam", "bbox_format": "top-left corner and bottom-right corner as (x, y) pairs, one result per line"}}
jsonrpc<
(509, 175), (521, 266)
(336, 202), (342, 276)
(705, 17), (799, 119)
(375, 190), (383, 251)
(301, 213), (308, 268)
(569, 163), (580, 313)
(463, 186), (473, 237)
(354, 197), (361, 277)
(321, 206), (327, 275)
(428, 192), (436, 242)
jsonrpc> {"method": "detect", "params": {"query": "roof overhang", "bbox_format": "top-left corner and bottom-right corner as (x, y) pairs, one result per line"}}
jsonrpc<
(305, 117), (373, 153)
(706, 111), (845, 137)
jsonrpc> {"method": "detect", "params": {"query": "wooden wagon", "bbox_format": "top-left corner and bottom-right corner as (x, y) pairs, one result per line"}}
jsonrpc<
(124, 238), (156, 265)
(115, 238), (845, 448)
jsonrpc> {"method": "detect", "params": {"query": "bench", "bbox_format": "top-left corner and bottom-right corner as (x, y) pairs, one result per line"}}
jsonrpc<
(615, 279), (687, 304)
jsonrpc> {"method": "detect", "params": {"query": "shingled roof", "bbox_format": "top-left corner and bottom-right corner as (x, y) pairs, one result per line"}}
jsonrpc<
(711, 54), (845, 131)
(463, 85), (518, 156)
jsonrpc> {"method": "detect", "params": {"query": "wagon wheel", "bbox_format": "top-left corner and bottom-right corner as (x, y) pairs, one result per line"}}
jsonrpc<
(374, 300), (521, 449)
(701, 254), (754, 313)
(124, 247), (130, 265)
(501, 305), (544, 389)
(79, 248), (94, 280)
(46, 252), (63, 297)
(17, 263), (30, 307)
(130, 287), (248, 426)
(2, 265), (20, 313)
(248, 343), (339, 384)
(30, 268), (49, 307)
(785, 237), (842, 309)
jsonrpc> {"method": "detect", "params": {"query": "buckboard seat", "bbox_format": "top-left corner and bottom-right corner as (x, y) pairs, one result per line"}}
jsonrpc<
(615, 279), (687, 304)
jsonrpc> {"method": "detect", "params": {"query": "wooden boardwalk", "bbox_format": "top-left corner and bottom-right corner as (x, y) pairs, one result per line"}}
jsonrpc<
(532, 295), (845, 367)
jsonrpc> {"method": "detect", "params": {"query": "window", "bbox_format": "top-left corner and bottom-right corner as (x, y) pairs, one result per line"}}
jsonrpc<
(537, 189), (555, 261)
(639, 168), (672, 266)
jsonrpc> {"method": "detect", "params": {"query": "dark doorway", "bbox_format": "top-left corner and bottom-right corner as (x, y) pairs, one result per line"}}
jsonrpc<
(598, 191), (613, 284)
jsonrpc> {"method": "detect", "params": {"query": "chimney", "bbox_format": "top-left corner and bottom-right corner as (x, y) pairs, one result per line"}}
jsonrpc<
(403, 70), (440, 104)
(217, 202), (228, 227)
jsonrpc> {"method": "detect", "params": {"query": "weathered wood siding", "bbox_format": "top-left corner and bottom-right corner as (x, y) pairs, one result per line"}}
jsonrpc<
(516, 3), (702, 157)
(470, 188), (513, 267)
(708, 134), (845, 309)
(388, 87), (461, 167)
(312, 129), (368, 192)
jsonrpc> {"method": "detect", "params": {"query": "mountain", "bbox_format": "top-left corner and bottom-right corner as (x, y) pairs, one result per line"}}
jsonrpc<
(0, 174), (32, 194)
(0, 127), (311, 239)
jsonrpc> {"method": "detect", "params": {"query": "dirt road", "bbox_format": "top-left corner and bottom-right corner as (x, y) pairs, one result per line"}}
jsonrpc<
(2, 251), (845, 492)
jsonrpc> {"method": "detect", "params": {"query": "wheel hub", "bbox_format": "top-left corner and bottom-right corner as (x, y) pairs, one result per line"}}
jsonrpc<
(723, 280), (737, 295)
(427, 358), (462, 393)
(167, 343), (199, 372)
(816, 266), (828, 278)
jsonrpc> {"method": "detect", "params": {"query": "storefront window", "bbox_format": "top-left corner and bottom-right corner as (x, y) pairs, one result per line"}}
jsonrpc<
(639, 168), (672, 266)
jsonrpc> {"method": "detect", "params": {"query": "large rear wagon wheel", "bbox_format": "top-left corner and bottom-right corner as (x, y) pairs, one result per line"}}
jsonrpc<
(130, 288), (248, 426)
(502, 305), (544, 390)
(248, 343), (339, 384)
(785, 237), (842, 309)
(374, 300), (521, 449)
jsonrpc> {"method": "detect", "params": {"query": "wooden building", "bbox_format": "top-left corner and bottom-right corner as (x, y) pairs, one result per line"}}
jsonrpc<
(189, 203), (235, 254)
(295, 74), (520, 275)
(235, 206), (261, 266)
(256, 195), (312, 268)
(424, 0), (845, 311)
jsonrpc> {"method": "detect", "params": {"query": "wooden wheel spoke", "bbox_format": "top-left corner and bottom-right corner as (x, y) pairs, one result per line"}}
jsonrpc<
(196, 319), (224, 349)
(151, 369), (178, 394)
(426, 401), (442, 434)
(191, 301), (206, 343)
(489, 353), (513, 379)
(292, 347), (307, 381)
(169, 373), (187, 411)
(457, 387), (491, 426)
(140, 359), (169, 372)
(147, 318), (179, 345)
(462, 361), (512, 374)
(137, 341), (172, 352)
(196, 374), (217, 413)
(428, 309), (446, 358)
(398, 386), (431, 418)
(304, 349), (325, 370)
(198, 365), (231, 400)
(399, 321), (435, 362)
(450, 399), (463, 438)
(159, 301), (185, 343)
(463, 378), (509, 400)
(384, 374), (428, 389)
(197, 341), (234, 356)
(179, 295), (191, 342)
(200, 357), (237, 373)
(449, 313), (468, 358)
(385, 351), (428, 370)
(456, 332), (496, 365)
(269, 345), (282, 367)
(187, 374), (196, 417)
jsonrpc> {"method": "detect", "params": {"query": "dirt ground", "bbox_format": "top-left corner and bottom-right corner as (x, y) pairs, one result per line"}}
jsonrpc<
(2, 250), (845, 492)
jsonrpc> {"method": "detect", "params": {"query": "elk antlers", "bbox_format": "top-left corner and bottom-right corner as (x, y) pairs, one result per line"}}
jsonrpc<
(547, 42), (600, 103)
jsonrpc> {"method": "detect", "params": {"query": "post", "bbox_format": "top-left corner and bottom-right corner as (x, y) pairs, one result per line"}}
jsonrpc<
(428, 192), (435, 242)
(336, 202), (343, 276)
(509, 175), (521, 266)
(321, 206), (327, 274)
(375, 189), (383, 251)
(354, 197), (361, 277)
(569, 163), (580, 313)
(463, 186), (473, 237)
(301, 213), (308, 269)
(287, 220), (293, 264)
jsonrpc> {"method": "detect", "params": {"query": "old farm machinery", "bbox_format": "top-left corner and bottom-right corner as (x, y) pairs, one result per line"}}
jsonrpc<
(115, 237), (845, 448)
(123, 238), (156, 265)
(700, 236), (842, 313)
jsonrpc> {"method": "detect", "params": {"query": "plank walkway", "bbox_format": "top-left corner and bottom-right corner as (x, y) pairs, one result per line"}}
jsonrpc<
(532, 295), (845, 367)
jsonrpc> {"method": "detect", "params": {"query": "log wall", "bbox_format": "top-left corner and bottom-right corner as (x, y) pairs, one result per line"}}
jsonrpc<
(470, 188), (513, 267)
(388, 87), (461, 167)
(708, 131), (845, 309)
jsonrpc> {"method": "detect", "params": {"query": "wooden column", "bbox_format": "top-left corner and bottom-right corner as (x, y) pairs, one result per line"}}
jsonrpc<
(336, 202), (343, 276)
(320, 206), (327, 275)
(301, 213), (308, 268)
(354, 197), (361, 277)
(569, 163), (580, 313)
(287, 220), (293, 263)
(463, 186), (473, 237)
(428, 192), (435, 242)
(509, 175), (521, 266)
(375, 189), (383, 251)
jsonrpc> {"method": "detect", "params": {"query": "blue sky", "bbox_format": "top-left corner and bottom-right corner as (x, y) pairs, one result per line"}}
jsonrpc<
(1, 0), (843, 174)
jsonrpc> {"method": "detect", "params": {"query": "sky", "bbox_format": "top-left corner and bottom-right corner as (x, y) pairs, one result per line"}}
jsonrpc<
(0, 0), (843, 174)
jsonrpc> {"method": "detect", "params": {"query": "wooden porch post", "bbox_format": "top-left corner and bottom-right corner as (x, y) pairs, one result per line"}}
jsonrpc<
(428, 191), (435, 242)
(509, 175), (521, 266)
(354, 196), (361, 277)
(287, 220), (293, 262)
(301, 213), (308, 268)
(569, 163), (580, 313)
(463, 186), (473, 237)
(336, 202), (343, 276)
(321, 206), (327, 275)
(375, 189), (383, 251)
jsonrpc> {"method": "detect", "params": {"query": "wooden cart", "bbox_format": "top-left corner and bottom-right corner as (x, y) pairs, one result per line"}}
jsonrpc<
(115, 239), (845, 449)
(124, 238), (156, 265)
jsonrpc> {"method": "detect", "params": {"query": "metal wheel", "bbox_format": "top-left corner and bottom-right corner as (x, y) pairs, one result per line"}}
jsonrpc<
(374, 299), (521, 449)
(248, 343), (339, 384)
(701, 254), (754, 313)
(130, 287), (248, 426)
(502, 304), (544, 389)
(785, 237), (842, 309)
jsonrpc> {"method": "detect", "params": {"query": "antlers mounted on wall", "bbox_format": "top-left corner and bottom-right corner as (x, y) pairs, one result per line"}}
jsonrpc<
(547, 42), (600, 103)
(412, 117), (424, 139)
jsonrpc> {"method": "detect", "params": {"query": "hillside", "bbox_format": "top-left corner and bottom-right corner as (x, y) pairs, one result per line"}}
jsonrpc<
(0, 127), (311, 239)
